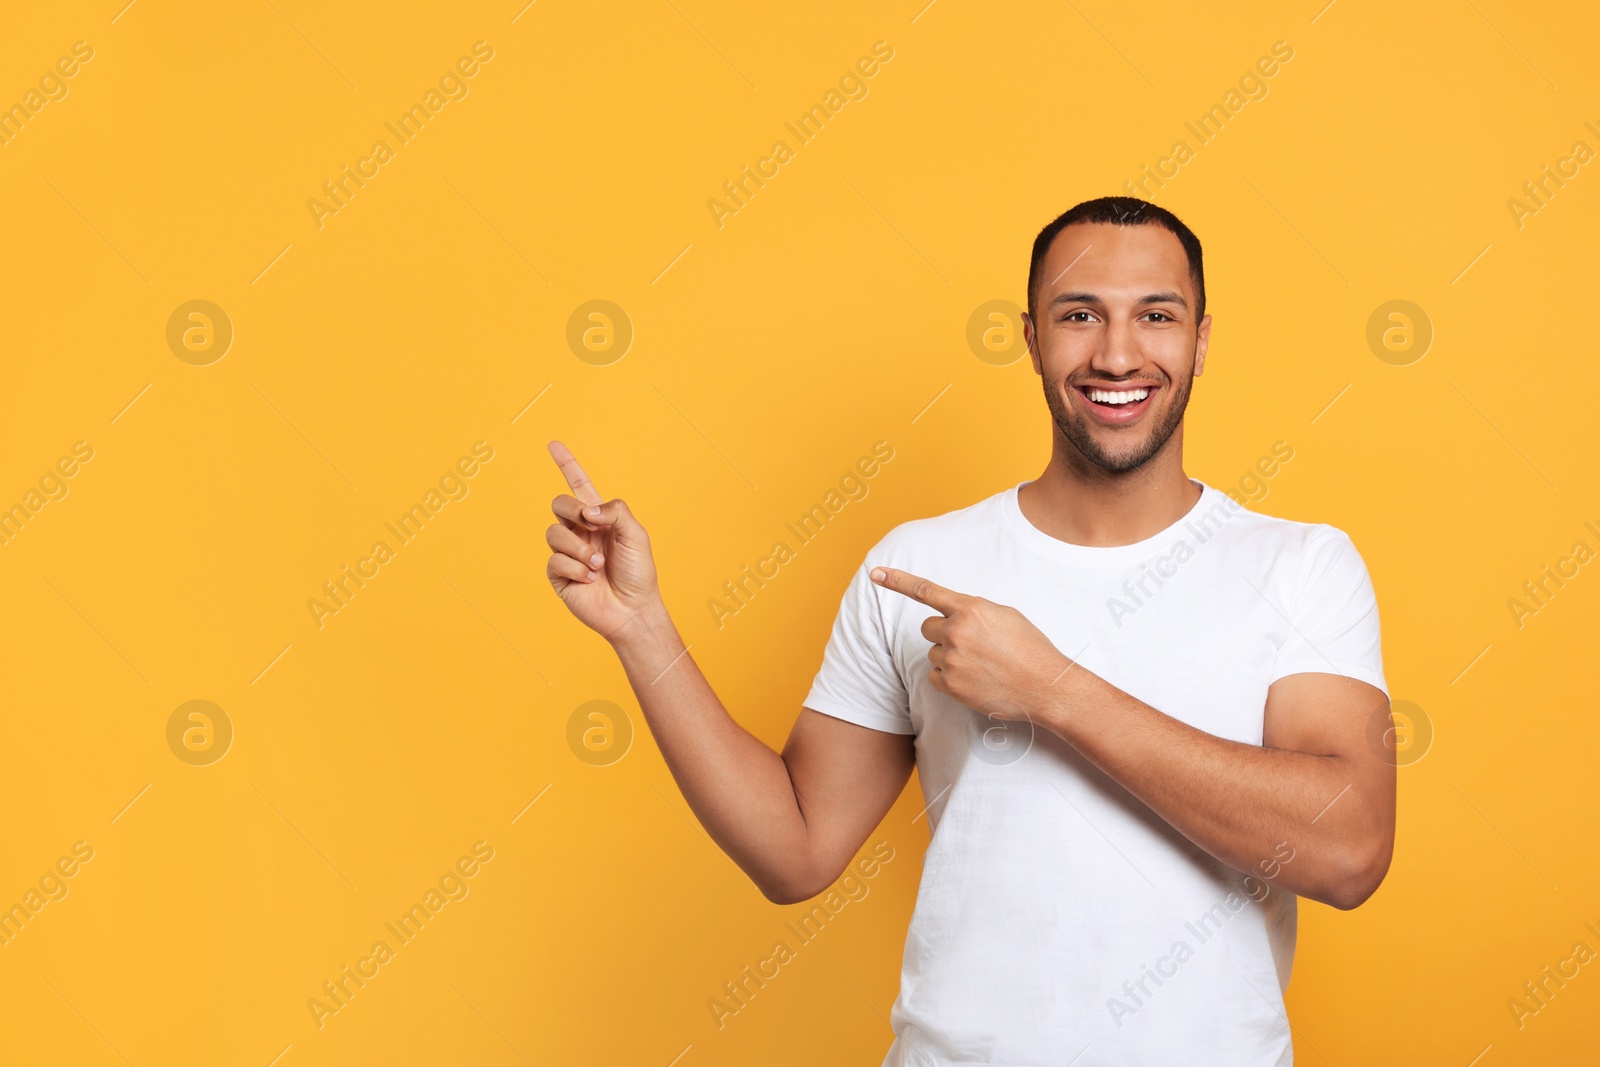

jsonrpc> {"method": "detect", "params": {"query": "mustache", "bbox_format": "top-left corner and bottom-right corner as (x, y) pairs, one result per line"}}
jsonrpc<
(1067, 376), (1167, 388)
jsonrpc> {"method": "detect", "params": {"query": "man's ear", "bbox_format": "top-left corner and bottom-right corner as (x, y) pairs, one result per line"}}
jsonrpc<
(1193, 313), (1212, 377)
(1022, 311), (1042, 375)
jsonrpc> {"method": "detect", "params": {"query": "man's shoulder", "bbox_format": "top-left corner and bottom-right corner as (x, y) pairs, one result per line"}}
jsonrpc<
(1205, 485), (1364, 564)
(866, 484), (1013, 560)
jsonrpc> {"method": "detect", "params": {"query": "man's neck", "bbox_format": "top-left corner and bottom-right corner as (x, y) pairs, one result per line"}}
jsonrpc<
(1017, 434), (1201, 548)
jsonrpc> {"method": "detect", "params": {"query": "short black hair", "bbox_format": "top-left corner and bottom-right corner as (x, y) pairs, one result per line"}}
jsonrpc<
(1026, 196), (1205, 323)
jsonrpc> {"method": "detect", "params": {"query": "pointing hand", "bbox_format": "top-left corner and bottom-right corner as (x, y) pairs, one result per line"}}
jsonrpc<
(546, 441), (662, 644)
(870, 566), (1075, 722)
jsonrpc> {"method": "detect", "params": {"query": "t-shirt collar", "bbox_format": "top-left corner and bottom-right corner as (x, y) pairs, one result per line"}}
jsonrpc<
(1000, 477), (1222, 564)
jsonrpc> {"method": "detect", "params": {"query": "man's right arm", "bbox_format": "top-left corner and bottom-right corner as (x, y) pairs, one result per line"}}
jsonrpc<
(543, 441), (914, 904)
(609, 600), (914, 903)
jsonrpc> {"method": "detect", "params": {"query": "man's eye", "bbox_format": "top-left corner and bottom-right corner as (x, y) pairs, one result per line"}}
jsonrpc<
(1144, 312), (1172, 322)
(1061, 310), (1092, 323)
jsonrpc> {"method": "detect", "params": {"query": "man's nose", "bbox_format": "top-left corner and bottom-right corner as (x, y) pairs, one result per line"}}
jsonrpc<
(1090, 316), (1141, 376)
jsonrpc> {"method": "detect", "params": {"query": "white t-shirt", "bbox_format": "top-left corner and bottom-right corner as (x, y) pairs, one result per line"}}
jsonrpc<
(803, 478), (1387, 1067)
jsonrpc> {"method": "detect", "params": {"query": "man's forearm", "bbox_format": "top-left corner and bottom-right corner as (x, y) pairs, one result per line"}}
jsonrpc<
(608, 600), (815, 901)
(1039, 668), (1388, 909)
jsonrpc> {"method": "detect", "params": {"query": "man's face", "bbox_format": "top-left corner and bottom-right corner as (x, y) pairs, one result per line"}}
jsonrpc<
(1022, 222), (1211, 474)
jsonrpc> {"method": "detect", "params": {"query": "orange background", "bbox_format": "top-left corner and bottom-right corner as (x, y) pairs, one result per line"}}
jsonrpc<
(0, 1), (1596, 1064)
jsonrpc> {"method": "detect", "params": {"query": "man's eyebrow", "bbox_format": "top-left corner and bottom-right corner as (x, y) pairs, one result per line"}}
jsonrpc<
(1048, 290), (1188, 310)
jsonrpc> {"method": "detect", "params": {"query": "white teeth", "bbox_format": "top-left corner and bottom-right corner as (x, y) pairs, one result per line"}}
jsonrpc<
(1087, 388), (1150, 405)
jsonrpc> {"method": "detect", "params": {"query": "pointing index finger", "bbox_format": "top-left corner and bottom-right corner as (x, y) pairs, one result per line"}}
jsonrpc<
(870, 566), (967, 615)
(547, 440), (604, 506)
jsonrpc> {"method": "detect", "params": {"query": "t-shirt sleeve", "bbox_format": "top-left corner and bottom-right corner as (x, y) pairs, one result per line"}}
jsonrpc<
(802, 555), (915, 735)
(1269, 525), (1388, 697)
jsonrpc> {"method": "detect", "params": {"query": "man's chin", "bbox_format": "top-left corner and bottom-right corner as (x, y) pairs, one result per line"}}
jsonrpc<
(1087, 449), (1159, 475)
(1042, 377), (1190, 476)
(1062, 424), (1162, 474)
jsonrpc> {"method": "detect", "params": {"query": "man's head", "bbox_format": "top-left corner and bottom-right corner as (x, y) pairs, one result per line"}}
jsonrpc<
(1022, 197), (1210, 474)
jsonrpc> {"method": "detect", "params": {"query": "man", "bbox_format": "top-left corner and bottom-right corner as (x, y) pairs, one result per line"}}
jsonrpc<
(544, 195), (1395, 1065)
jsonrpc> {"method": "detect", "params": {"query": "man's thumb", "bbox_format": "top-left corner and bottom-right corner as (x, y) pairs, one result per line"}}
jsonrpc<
(584, 498), (645, 541)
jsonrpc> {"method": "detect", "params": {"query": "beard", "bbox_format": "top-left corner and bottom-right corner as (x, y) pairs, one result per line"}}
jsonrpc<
(1042, 369), (1194, 474)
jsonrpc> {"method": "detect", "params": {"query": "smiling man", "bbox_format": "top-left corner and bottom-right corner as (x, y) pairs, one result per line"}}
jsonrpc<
(544, 195), (1395, 1066)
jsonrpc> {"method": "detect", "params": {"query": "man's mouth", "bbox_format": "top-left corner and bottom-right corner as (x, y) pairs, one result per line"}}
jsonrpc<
(1074, 384), (1157, 423)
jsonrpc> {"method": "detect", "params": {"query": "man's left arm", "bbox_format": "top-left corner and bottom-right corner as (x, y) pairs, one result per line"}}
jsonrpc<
(1039, 666), (1394, 910)
(869, 566), (1397, 911)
